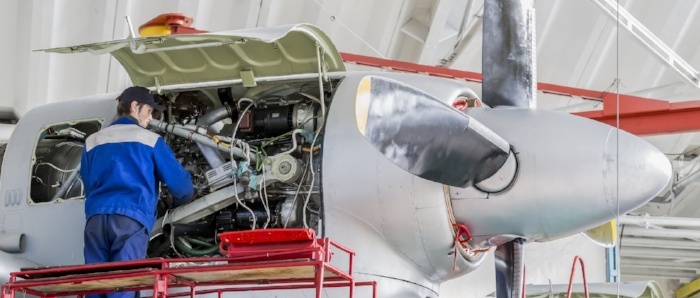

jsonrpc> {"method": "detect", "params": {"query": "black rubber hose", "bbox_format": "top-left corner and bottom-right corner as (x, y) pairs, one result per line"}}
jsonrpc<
(174, 236), (220, 256)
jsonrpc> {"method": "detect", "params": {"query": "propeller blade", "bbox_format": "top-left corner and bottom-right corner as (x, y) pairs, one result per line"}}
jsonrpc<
(483, 0), (536, 108)
(354, 75), (512, 188)
(582, 220), (617, 248)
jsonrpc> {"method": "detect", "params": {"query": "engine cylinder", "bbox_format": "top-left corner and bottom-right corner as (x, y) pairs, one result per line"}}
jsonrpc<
(252, 106), (293, 136)
(235, 209), (270, 229)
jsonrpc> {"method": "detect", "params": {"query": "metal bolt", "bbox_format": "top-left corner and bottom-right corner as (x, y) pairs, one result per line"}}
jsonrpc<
(279, 161), (292, 174)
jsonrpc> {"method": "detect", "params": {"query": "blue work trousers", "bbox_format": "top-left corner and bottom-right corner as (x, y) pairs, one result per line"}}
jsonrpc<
(84, 214), (149, 298)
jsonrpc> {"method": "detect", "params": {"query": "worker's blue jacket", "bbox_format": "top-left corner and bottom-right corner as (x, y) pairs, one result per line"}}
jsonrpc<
(81, 116), (194, 234)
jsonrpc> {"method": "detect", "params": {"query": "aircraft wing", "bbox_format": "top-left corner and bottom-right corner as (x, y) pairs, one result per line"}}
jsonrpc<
(36, 24), (345, 89)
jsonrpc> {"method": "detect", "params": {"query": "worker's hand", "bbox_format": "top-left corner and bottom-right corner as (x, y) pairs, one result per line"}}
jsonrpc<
(159, 193), (174, 209)
(163, 194), (174, 209)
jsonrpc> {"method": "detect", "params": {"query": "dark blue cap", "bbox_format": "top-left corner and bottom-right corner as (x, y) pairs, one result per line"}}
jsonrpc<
(118, 86), (165, 111)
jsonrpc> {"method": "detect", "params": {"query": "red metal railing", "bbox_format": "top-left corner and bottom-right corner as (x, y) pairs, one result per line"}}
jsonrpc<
(1, 233), (374, 298)
(565, 256), (590, 298)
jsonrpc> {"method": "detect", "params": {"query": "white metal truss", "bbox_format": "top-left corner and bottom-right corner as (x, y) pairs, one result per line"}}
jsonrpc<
(416, 0), (454, 64)
(619, 215), (700, 283)
(589, 0), (700, 87)
(400, 0), (478, 65)
(440, 2), (483, 67)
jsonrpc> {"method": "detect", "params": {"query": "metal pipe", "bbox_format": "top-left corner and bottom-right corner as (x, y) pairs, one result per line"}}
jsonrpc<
(125, 16), (137, 39)
(166, 95), (173, 143)
(51, 163), (80, 201)
(623, 226), (700, 239)
(620, 267), (697, 281)
(622, 237), (700, 250)
(194, 105), (235, 168)
(148, 119), (255, 162)
(621, 247), (700, 259)
(442, 3), (483, 68)
(151, 183), (244, 237)
(621, 258), (700, 271)
(0, 233), (25, 253)
(620, 215), (700, 228)
(588, 0), (700, 87)
(565, 256), (589, 298)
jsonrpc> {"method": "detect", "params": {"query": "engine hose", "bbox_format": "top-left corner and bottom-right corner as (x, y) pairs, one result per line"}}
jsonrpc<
(174, 236), (220, 256)
(187, 237), (216, 247)
(195, 105), (237, 168)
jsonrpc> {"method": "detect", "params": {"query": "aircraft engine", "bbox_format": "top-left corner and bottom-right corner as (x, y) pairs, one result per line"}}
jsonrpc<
(146, 84), (327, 258)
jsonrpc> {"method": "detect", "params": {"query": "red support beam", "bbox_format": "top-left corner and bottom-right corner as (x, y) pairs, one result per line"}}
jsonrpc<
(575, 100), (700, 136)
(340, 52), (700, 136)
(340, 52), (483, 82)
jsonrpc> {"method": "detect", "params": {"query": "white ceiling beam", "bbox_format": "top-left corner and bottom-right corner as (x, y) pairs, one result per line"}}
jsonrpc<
(622, 237), (700, 251)
(621, 267), (697, 282)
(620, 215), (700, 229)
(441, 2), (482, 67)
(622, 247), (700, 260)
(622, 258), (700, 271)
(417, 0), (454, 64)
(401, 18), (430, 43)
(589, 0), (700, 87)
(623, 226), (700, 240)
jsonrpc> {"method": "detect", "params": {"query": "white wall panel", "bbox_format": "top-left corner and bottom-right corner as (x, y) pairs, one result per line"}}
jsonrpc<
(0, 0), (19, 119)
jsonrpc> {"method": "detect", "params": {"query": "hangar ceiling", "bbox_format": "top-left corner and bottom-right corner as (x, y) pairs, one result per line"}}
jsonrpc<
(2, 0), (700, 288)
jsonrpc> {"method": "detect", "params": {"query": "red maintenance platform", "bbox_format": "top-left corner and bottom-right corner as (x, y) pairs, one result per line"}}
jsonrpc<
(1, 229), (376, 298)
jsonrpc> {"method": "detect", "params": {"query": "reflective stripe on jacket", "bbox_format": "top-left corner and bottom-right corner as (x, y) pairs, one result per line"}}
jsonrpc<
(81, 116), (193, 234)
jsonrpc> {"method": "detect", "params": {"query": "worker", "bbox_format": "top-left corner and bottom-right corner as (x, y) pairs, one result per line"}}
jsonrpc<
(80, 86), (194, 297)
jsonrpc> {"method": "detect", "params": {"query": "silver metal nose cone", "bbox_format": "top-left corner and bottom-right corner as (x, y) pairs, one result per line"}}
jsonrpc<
(605, 129), (672, 214)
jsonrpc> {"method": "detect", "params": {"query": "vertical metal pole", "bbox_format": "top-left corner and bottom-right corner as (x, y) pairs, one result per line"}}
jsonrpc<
(495, 238), (525, 298)
(605, 247), (619, 282)
(315, 262), (325, 298)
(483, 0), (537, 108)
(2, 284), (14, 298)
(348, 244), (355, 298)
(350, 278), (355, 297)
(125, 16), (137, 39)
